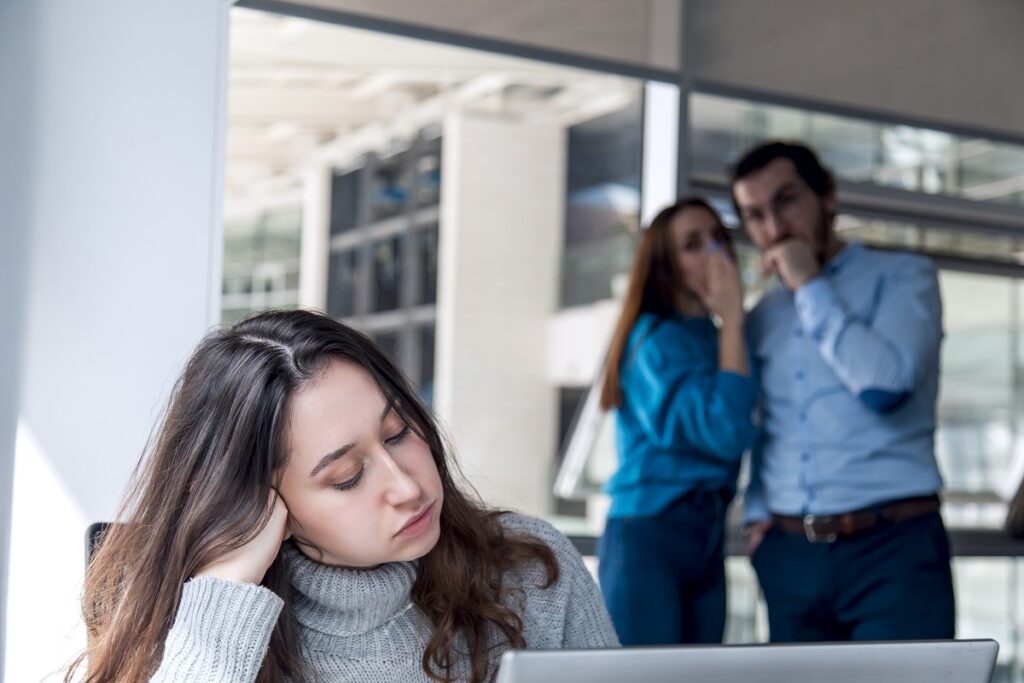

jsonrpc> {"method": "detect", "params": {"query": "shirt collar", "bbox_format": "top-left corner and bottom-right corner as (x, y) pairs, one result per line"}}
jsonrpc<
(822, 241), (862, 276)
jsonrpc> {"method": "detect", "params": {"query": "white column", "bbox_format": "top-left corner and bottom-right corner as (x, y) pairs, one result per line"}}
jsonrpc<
(0, 1), (229, 680)
(299, 164), (332, 311)
(435, 112), (565, 516)
(642, 81), (681, 224)
(0, 3), (36, 677)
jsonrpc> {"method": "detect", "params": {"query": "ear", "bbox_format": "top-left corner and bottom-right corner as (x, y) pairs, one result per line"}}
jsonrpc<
(823, 187), (838, 217)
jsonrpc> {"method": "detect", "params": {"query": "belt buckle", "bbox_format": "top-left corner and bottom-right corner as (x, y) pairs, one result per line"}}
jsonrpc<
(803, 514), (838, 543)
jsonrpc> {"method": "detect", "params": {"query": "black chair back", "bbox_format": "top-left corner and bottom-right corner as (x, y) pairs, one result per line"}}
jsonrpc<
(86, 522), (110, 566)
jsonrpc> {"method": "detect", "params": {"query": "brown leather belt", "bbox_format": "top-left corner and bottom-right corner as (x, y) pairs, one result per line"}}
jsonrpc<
(772, 495), (941, 543)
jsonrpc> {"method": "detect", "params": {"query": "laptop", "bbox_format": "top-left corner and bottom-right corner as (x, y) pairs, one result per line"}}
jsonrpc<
(495, 640), (999, 683)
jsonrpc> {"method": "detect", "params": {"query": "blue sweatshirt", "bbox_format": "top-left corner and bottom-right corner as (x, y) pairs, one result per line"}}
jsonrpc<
(606, 312), (757, 518)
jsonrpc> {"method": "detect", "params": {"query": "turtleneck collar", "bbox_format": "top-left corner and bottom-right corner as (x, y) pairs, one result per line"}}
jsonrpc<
(284, 542), (418, 637)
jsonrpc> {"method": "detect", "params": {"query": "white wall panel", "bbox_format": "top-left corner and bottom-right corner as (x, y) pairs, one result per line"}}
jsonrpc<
(259, 0), (677, 71)
(689, 0), (1024, 138)
(0, 1), (229, 679)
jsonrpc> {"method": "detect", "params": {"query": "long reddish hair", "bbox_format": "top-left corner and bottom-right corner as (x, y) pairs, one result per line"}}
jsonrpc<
(68, 310), (557, 683)
(599, 198), (729, 410)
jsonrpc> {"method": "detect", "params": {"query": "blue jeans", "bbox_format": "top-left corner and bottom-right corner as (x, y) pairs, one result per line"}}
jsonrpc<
(598, 490), (728, 646)
(752, 511), (955, 641)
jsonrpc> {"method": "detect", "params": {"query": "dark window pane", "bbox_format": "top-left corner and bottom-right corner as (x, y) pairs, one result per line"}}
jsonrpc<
(374, 330), (401, 366)
(369, 155), (411, 222)
(689, 93), (1024, 208)
(415, 138), (442, 207)
(371, 235), (403, 312)
(419, 323), (435, 406)
(330, 169), (361, 235)
(555, 387), (588, 517)
(415, 224), (439, 305)
(561, 98), (642, 307)
(326, 249), (359, 318)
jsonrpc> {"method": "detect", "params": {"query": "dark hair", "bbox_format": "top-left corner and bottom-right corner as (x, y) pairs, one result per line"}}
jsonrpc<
(599, 197), (730, 410)
(730, 141), (835, 205)
(69, 309), (558, 683)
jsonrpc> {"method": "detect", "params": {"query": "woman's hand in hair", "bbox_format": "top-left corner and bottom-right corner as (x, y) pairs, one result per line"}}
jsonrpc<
(703, 244), (744, 327)
(196, 490), (292, 585)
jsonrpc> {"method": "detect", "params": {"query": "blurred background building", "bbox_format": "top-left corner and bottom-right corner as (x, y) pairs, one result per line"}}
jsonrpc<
(2, 1), (1024, 681)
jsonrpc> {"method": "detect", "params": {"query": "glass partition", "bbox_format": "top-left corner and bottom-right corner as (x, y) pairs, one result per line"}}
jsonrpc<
(222, 206), (302, 324)
(690, 93), (1024, 207)
(225, 6), (1024, 663)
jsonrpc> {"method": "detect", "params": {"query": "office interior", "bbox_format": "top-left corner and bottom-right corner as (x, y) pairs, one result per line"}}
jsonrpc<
(2, 0), (1024, 681)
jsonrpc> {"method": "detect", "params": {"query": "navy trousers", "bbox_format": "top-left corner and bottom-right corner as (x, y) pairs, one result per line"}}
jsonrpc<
(752, 511), (955, 642)
(598, 491), (728, 646)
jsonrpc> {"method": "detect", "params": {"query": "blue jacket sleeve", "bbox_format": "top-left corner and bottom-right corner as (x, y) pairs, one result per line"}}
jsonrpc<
(741, 431), (770, 523)
(794, 256), (943, 413)
(623, 327), (757, 462)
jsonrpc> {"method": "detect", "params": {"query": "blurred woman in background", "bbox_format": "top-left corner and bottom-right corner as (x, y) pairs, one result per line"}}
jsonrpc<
(598, 198), (756, 645)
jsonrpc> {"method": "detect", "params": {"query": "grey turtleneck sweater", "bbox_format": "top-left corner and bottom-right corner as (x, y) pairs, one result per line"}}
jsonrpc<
(152, 514), (619, 682)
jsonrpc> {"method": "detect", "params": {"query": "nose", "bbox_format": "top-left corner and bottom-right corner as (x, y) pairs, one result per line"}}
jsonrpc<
(379, 450), (421, 506)
(764, 210), (788, 243)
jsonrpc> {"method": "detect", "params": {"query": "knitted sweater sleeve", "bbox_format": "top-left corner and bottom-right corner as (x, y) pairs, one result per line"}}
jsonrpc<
(553, 533), (621, 649)
(150, 576), (284, 683)
(503, 515), (620, 649)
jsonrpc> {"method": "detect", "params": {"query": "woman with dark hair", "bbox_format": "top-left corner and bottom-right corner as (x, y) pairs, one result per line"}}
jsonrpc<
(68, 309), (618, 683)
(597, 198), (756, 646)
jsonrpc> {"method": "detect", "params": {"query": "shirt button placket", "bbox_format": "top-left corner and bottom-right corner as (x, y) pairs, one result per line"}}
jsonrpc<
(793, 320), (812, 510)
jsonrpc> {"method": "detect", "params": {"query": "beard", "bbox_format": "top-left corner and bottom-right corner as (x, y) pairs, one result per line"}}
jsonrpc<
(814, 202), (836, 266)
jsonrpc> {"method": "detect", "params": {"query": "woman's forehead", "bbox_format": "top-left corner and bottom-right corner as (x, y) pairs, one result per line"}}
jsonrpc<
(672, 209), (719, 237)
(289, 362), (388, 437)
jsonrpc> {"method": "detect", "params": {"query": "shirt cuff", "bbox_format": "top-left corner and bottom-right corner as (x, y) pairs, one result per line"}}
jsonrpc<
(718, 370), (757, 411)
(742, 491), (770, 525)
(794, 276), (847, 343)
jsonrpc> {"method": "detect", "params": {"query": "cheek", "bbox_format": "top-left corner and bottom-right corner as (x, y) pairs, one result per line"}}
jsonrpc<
(792, 205), (825, 242)
(679, 254), (706, 288)
(288, 492), (344, 538)
(291, 492), (387, 565)
(747, 228), (771, 250)
(408, 444), (443, 495)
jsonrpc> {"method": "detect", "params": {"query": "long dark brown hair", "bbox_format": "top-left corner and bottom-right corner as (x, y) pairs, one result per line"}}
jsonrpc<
(68, 309), (558, 683)
(599, 198), (730, 410)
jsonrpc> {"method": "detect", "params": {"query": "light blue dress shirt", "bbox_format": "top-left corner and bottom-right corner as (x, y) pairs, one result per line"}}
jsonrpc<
(743, 243), (944, 522)
(607, 312), (757, 518)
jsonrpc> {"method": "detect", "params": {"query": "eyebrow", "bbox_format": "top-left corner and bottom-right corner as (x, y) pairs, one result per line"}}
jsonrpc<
(682, 224), (719, 239)
(741, 181), (800, 215)
(771, 181), (799, 200)
(307, 400), (397, 478)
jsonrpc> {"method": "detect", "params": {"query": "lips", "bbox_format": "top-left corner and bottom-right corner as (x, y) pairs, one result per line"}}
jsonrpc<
(397, 502), (434, 537)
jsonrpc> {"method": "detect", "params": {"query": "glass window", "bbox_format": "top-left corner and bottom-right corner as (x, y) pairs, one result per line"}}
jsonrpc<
(414, 134), (442, 208)
(373, 330), (402, 368)
(937, 272), (1019, 494)
(561, 96), (643, 308)
(330, 169), (361, 235)
(371, 235), (403, 312)
(369, 153), (411, 222)
(221, 207), (301, 323)
(555, 387), (589, 517)
(418, 323), (436, 406)
(326, 248), (360, 319)
(690, 93), (1024, 207)
(835, 214), (1024, 264)
(414, 224), (439, 306)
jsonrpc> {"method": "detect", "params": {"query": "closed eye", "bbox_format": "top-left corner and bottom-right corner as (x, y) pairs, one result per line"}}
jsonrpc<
(333, 466), (364, 491)
(385, 424), (412, 446)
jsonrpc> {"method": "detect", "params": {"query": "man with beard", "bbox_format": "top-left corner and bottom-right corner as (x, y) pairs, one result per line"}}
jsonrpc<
(731, 142), (954, 642)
